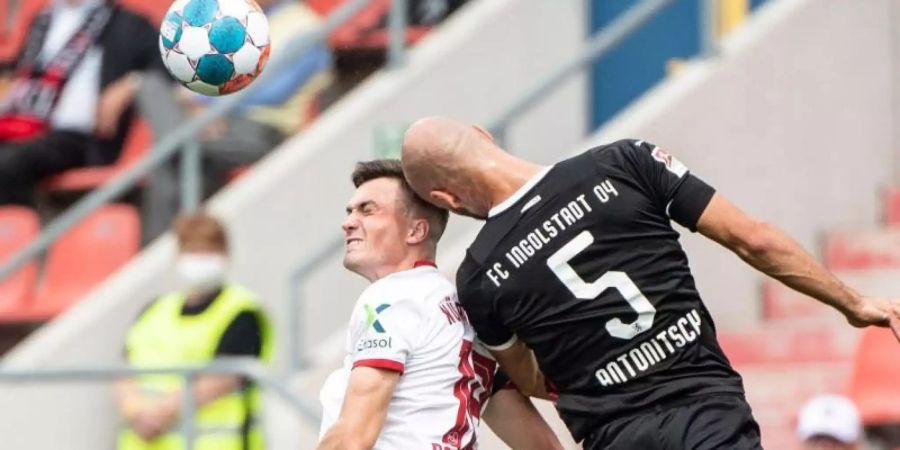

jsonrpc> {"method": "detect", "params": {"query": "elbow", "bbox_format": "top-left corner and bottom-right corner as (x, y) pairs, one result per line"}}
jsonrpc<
(736, 220), (777, 261)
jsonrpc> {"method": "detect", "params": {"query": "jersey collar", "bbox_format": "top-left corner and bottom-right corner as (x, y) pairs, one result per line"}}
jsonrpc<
(488, 166), (553, 218)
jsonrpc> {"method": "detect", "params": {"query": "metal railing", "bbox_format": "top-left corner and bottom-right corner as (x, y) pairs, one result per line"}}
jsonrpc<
(0, 359), (321, 450)
(285, 0), (714, 371)
(0, 0), (410, 282)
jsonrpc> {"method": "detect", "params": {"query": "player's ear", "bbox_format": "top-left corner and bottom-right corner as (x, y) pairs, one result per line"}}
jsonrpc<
(472, 124), (494, 142)
(407, 218), (429, 246)
(429, 190), (462, 210)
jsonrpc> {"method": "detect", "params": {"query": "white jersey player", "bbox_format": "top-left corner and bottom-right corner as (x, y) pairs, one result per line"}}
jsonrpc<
(317, 160), (562, 450)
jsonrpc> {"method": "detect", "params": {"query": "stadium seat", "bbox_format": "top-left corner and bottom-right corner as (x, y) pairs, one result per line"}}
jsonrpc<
(883, 187), (900, 225)
(823, 228), (900, 270)
(25, 204), (140, 320)
(760, 280), (844, 322)
(40, 118), (153, 192)
(118, 0), (169, 25)
(309, 0), (431, 50)
(718, 323), (858, 366)
(849, 328), (900, 424)
(0, 0), (45, 62)
(0, 207), (40, 320)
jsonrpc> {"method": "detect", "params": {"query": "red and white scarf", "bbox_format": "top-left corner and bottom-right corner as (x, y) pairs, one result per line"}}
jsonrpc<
(0, 0), (113, 141)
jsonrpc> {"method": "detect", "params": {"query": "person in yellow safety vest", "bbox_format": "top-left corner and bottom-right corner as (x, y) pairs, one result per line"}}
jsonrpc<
(114, 212), (274, 450)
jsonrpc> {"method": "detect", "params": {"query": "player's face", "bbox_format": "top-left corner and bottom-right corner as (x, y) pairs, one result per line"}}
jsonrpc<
(342, 178), (415, 278)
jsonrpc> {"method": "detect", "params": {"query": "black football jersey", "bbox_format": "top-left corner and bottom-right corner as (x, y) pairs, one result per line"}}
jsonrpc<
(456, 140), (745, 441)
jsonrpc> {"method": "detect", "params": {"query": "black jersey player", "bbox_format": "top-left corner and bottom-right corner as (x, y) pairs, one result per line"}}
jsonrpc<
(400, 117), (900, 450)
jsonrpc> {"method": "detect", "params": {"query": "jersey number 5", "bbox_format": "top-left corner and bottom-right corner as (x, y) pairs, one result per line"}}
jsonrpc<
(547, 231), (656, 340)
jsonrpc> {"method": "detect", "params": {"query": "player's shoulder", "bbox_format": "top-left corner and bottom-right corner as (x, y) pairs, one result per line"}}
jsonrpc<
(364, 267), (455, 308)
(581, 138), (654, 163)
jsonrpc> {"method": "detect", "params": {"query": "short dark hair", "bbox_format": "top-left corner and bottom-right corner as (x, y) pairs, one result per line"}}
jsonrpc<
(351, 159), (449, 246)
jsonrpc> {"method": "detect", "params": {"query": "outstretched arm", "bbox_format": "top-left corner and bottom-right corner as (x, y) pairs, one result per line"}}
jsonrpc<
(317, 366), (399, 450)
(696, 193), (900, 339)
(483, 388), (564, 450)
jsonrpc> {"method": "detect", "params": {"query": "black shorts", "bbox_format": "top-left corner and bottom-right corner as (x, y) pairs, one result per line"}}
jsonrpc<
(584, 394), (762, 450)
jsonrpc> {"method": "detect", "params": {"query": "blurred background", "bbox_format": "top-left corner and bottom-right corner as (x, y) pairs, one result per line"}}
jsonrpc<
(0, 0), (898, 448)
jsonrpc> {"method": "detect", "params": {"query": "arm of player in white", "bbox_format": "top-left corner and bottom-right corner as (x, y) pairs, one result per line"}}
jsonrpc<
(483, 388), (565, 450)
(317, 366), (400, 450)
(696, 192), (900, 340)
(488, 339), (553, 399)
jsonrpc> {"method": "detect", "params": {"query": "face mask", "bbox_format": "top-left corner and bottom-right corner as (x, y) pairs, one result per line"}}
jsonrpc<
(176, 253), (227, 289)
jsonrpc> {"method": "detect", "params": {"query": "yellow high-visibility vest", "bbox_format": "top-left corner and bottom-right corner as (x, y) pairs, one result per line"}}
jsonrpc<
(118, 284), (274, 450)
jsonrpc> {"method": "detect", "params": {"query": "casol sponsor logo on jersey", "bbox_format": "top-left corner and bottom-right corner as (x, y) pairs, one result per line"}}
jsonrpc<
(364, 303), (391, 333)
(595, 309), (702, 387)
(356, 337), (393, 352)
(485, 179), (620, 288)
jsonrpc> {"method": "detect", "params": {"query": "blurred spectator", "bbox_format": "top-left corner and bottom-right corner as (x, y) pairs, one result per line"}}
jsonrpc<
(114, 213), (273, 450)
(406, 0), (469, 25)
(183, 0), (332, 196)
(797, 394), (862, 450)
(0, 0), (165, 205)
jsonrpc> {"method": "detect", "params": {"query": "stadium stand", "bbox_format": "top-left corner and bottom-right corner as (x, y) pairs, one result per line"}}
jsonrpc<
(39, 119), (153, 193)
(0, 207), (39, 318)
(26, 204), (140, 320)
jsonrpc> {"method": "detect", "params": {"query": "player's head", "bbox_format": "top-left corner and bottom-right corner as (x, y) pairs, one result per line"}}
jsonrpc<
(343, 159), (449, 281)
(797, 395), (861, 450)
(172, 212), (229, 291)
(401, 116), (504, 219)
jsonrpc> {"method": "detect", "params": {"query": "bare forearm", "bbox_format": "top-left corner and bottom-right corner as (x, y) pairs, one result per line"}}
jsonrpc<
(317, 424), (372, 450)
(727, 221), (861, 314)
(114, 378), (144, 419)
(190, 375), (241, 407)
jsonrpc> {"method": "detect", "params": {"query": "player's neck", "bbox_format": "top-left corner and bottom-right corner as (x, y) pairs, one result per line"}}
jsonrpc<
(486, 158), (546, 213)
(366, 251), (435, 283)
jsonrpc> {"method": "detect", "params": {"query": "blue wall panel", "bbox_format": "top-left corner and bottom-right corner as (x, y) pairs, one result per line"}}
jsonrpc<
(589, 0), (700, 129)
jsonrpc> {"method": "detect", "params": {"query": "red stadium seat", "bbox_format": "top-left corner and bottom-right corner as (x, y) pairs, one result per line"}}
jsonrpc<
(0, 0), (46, 62)
(719, 323), (859, 366)
(823, 228), (900, 270)
(309, 0), (432, 50)
(306, 0), (343, 15)
(883, 188), (900, 226)
(40, 118), (153, 192)
(0, 207), (40, 319)
(25, 204), (140, 320)
(760, 280), (844, 322)
(849, 328), (900, 425)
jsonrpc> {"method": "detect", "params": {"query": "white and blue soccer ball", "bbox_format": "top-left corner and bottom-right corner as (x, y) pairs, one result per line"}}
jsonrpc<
(159, 0), (270, 96)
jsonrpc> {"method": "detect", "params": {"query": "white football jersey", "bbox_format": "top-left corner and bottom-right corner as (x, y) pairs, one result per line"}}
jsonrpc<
(319, 265), (497, 449)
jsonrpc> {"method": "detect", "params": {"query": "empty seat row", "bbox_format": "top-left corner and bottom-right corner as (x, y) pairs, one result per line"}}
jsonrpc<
(0, 205), (140, 323)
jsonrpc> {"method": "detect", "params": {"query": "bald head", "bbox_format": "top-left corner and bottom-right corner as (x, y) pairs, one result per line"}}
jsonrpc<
(401, 117), (500, 218)
(402, 118), (487, 186)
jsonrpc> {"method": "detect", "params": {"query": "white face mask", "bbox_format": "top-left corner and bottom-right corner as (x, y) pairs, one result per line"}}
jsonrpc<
(176, 253), (227, 290)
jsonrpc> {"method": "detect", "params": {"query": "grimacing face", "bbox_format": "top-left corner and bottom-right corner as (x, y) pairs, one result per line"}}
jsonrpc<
(342, 178), (416, 277)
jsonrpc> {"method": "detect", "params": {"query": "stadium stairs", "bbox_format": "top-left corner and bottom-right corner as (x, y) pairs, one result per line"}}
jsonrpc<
(1, 0), (898, 448)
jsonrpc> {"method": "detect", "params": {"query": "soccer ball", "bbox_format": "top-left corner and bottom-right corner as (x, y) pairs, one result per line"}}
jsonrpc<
(159, 0), (270, 96)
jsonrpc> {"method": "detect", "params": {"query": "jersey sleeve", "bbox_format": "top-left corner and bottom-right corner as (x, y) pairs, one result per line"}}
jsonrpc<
(350, 297), (421, 374)
(615, 139), (716, 232)
(456, 257), (517, 350)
